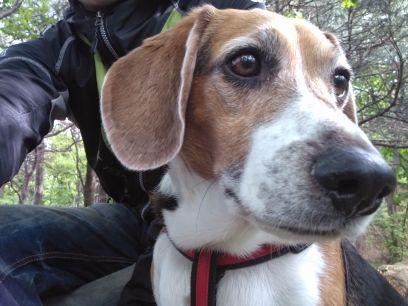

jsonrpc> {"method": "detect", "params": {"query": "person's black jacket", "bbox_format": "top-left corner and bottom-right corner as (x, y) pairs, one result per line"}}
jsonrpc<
(0, 0), (265, 205)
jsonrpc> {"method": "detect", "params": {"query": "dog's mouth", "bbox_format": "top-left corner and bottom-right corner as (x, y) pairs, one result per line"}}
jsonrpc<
(266, 223), (340, 237)
(250, 215), (344, 240)
(225, 187), (370, 241)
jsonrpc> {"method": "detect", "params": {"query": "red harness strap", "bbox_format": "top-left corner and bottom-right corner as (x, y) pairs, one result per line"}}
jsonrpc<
(191, 249), (216, 306)
(171, 240), (311, 306)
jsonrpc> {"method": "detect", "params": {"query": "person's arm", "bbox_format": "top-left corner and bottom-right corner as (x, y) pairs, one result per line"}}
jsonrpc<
(0, 21), (72, 186)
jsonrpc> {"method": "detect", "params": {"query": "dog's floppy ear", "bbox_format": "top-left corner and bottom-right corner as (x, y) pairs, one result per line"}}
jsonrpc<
(101, 6), (214, 171)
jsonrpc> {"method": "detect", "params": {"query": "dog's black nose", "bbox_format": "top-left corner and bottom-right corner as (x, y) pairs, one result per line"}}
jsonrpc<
(312, 148), (396, 217)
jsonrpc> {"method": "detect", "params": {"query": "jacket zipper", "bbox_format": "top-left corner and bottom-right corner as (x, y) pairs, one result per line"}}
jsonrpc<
(95, 11), (120, 60)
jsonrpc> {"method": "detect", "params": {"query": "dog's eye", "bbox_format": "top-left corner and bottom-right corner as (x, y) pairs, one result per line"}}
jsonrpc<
(333, 69), (350, 99)
(229, 54), (260, 77)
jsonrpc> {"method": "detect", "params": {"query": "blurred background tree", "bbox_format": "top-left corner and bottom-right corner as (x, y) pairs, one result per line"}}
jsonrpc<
(0, 0), (406, 268)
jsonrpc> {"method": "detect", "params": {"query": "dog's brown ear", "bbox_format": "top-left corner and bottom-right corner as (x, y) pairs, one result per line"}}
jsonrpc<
(324, 32), (339, 46)
(101, 6), (214, 171)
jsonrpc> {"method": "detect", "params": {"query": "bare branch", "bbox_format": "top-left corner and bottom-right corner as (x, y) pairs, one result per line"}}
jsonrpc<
(44, 139), (83, 153)
(359, 35), (404, 125)
(0, 0), (23, 20)
(45, 123), (75, 138)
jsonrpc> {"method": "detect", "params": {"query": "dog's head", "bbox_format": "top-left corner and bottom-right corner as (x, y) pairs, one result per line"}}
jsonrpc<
(101, 6), (396, 245)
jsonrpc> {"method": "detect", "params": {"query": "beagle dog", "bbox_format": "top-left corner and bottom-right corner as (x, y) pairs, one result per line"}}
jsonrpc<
(101, 6), (403, 306)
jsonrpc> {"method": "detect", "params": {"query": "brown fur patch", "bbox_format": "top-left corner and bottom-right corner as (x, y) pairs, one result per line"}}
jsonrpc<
(319, 240), (346, 305)
(295, 21), (340, 106)
(101, 7), (214, 171)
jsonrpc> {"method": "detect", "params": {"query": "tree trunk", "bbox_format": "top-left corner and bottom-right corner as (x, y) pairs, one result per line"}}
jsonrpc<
(75, 179), (82, 207)
(95, 180), (109, 203)
(84, 164), (96, 206)
(20, 162), (30, 204)
(34, 143), (45, 205)
(20, 155), (36, 204)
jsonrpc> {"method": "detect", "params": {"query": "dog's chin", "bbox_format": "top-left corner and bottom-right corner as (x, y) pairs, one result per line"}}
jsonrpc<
(228, 189), (377, 244)
(244, 212), (375, 245)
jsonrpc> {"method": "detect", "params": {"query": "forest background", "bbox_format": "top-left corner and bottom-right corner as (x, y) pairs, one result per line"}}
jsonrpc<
(0, 0), (407, 277)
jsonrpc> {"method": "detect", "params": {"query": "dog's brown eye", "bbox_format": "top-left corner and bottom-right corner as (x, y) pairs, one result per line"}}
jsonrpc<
(230, 54), (260, 77)
(333, 69), (350, 99)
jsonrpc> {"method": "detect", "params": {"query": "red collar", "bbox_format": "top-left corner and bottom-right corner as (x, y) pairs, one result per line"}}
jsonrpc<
(168, 236), (311, 306)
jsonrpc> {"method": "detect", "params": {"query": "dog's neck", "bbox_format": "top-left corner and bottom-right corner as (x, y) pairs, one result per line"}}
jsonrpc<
(152, 158), (325, 306)
(160, 158), (281, 255)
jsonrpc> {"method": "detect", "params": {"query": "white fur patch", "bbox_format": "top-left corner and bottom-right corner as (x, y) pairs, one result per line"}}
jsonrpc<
(237, 94), (376, 242)
(161, 158), (276, 255)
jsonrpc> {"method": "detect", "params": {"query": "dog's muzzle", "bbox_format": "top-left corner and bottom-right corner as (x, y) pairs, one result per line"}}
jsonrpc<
(312, 148), (396, 217)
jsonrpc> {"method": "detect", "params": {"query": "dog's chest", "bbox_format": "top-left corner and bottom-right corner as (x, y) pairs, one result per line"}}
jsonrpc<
(152, 234), (324, 306)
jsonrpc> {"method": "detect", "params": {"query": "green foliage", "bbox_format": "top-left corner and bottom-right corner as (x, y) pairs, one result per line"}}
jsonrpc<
(0, 123), (86, 206)
(381, 148), (408, 187)
(0, 179), (25, 204)
(0, 0), (64, 49)
(43, 129), (86, 206)
(341, 0), (359, 9)
(375, 204), (408, 263)
(374, 148), (408, 263)
(284, 10), (304, 19)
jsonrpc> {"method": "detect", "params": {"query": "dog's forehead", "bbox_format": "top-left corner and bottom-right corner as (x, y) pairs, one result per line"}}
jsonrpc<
(208, 9), (294, 54)
(294, 19), (349, 73)
(206, 9), (345, 69)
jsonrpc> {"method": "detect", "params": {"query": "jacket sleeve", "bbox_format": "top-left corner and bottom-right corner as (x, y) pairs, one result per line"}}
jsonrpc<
(0, 21), (72, 186)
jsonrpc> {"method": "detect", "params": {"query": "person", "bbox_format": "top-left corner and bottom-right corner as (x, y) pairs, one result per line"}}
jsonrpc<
(0, 0), (266, 305)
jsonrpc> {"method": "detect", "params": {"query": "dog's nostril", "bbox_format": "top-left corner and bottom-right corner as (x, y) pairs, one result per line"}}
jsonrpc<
(336, 179), (359, 195)
(377, 186), (392, 199)
(313, 148), (396, 217)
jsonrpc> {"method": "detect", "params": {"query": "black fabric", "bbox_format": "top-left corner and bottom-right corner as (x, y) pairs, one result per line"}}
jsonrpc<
(342, 240), (406, 306)
(118, 212), (163, 306)
(117, 253), (156, 306)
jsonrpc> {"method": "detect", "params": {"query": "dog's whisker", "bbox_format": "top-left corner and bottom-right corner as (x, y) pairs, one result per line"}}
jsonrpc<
(195, 181), (216, 232)
(192, 179), (211, 189)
